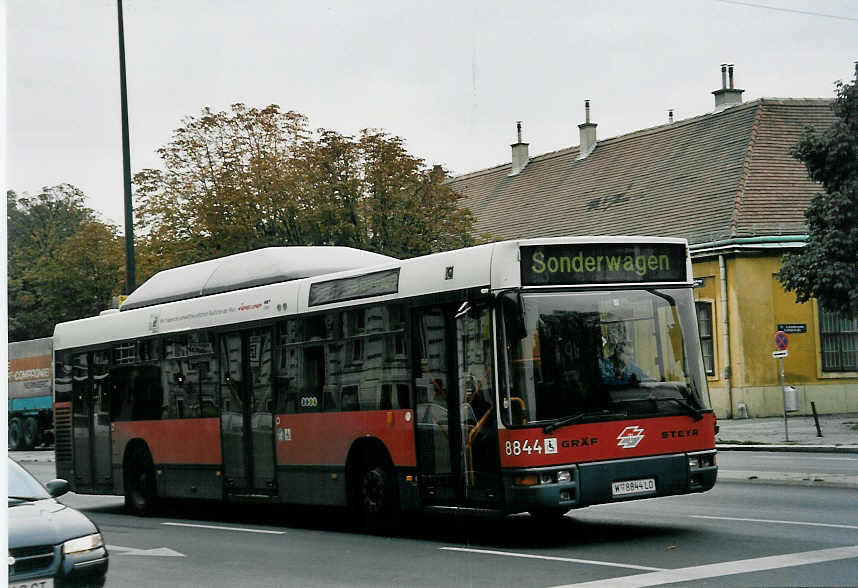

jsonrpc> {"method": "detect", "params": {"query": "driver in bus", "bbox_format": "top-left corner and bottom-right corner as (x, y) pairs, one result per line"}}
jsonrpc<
(599, 337), (645, 387)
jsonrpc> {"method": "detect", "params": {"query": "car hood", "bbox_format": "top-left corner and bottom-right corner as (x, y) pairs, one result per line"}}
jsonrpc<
(8, 498), (98, 549)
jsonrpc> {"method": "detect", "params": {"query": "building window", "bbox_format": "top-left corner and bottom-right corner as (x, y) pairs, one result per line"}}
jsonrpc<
(819, 308), (858, 372)
(695, 302), (715, 376)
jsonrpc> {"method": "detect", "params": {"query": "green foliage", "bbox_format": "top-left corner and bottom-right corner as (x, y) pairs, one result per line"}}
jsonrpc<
(133, 104), (479, 276)
(7, 185), (124, 340)
(778, 71), (858, 315)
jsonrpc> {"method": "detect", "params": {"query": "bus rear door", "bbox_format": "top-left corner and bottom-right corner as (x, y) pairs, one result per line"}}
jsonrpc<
(70, 350), (113, 493)
(219, 329), (277, 496)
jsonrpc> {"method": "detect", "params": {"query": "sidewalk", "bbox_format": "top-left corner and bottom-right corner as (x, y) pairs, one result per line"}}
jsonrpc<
(716, 412), (858, 490)
(716, 411), (858, 452)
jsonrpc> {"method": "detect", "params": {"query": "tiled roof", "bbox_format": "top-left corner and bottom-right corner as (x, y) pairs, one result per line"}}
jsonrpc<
(447, 98), (836, 246)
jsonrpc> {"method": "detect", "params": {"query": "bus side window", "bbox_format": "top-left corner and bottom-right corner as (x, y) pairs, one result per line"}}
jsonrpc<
(341, 385), (358, 411)
(300, 345), (324, 412)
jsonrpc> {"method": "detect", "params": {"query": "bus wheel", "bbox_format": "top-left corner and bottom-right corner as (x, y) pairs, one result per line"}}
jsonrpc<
(9, 418), (23, 451)
(124, 446), (158, 516)
(23, 417), (41, 449)
(357, 464), (399, 532)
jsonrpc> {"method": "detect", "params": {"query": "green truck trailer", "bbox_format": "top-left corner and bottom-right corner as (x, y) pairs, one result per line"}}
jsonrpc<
(8, 337), (53, 450)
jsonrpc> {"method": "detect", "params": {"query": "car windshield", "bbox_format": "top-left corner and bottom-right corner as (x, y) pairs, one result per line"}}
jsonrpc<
(499, 288), (711, 426)
(8, 458), (50, 501)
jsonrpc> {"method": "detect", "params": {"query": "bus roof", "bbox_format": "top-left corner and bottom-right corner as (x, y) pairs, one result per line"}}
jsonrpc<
(53, 237), (690, 351)
(120, 246), (396, 311)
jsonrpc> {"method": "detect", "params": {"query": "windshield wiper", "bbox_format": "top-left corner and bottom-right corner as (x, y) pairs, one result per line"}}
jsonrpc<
(653, 396), (703, 421)
(8, 496), (41, 502)
(542, 410), (628, 434)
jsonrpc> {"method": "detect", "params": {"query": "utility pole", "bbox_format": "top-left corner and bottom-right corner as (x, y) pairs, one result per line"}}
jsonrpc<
(118, 0), (136, 293)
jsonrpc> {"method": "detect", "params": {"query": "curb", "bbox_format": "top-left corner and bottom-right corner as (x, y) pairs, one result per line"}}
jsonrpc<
(717, 444), (858, 454)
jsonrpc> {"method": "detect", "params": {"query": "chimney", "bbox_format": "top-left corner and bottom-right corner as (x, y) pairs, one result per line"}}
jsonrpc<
(577, 100), (597, 160)
(712, 63), (744, 111)
(668, 109), (674, 124)
(508, 121), (529, 176)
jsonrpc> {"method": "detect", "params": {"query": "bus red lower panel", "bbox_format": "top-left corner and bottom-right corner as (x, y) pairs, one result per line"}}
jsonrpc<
(274, 410), (417, 467)
(273, 410), (417, 507)
(112, 419), (224, 500)
(112, 418), (222, 465)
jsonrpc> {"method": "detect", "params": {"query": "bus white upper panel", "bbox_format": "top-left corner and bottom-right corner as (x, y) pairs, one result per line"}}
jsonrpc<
(120, 247), (396, 311)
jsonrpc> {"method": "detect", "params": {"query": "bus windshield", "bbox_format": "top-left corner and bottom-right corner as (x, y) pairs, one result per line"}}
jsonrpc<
(499, 288), (711, 427)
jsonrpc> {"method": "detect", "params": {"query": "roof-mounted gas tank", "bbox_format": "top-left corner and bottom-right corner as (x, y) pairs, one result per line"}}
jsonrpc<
(120, 246), (396, 311)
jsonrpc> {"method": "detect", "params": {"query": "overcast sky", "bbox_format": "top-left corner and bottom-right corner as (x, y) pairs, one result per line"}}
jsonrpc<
(6, 0), (857, 227)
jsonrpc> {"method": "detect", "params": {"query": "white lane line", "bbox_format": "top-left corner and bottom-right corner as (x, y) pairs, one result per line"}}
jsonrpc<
(552, 545), (858, 588)
(690, 514), (858, 530)
(752, 455), (856, 461)
(162, 522), (285, 534)
(440, 547), (665, 572)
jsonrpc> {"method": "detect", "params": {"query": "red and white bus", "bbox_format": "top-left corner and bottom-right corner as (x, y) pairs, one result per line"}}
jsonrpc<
(53, 237), (716, 526)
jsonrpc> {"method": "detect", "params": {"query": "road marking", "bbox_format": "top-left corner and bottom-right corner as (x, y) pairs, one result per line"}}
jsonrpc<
(752, 455), (856, 461)
(690, 514), (858, 530)
(552, 545), (858, 587)
(162, 522), (286, 534)
(440, 547), (665, 571)
(107, 545), (185, 557)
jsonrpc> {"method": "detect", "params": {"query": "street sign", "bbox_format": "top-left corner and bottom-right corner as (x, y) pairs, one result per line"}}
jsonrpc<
(772, 350), (788, 358)
(774, 330), (789, 350)
(777, 323), (807, 333)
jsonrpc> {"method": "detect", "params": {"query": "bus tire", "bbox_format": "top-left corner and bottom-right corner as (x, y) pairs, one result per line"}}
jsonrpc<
(355, 463), (400, 533)
(124, 445), (158, 516)
(9, 418), (23, 451)
(23, 417), (41, 449)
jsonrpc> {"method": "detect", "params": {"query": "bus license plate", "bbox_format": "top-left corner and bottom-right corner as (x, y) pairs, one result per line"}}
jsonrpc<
(10, 579), (53, 588)
(612, 478), (656, 497)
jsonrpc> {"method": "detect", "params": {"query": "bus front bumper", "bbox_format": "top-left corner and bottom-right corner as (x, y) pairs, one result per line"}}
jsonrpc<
(504, 451), (717, 513)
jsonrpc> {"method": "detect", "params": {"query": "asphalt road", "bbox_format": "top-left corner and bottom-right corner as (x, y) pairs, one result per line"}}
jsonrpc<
(717, 450), (858, 476)
(16, 456), (858, 587)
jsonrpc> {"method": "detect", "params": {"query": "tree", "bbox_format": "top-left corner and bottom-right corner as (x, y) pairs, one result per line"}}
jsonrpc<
(778, 70), (858, 315)
(7, 185), (124, 340)
(133, 104), (480, 275)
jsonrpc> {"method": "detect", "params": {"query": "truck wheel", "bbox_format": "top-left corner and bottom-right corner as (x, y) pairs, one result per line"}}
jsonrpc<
(9, 418), (23, 451)
(23, 417), (41, 449)
(124, 446), (158, 516)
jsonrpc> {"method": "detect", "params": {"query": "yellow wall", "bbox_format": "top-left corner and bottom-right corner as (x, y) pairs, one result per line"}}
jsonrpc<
(692, 252), (857, 418)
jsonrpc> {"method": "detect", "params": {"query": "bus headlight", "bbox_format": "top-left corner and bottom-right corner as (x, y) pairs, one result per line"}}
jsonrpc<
(539, 473), (553, 485)
(688, 453), (716, 470)
(63, 532), (104, 555)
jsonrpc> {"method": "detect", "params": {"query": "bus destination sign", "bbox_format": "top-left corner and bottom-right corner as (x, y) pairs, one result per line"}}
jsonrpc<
(521, 243), (687, 286)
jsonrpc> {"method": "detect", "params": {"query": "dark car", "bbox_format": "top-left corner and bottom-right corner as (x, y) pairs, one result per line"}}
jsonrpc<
(8, 458), (108, 588)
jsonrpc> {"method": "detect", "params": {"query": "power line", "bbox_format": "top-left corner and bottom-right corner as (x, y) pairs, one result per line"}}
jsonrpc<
(714, 0), (858, 22)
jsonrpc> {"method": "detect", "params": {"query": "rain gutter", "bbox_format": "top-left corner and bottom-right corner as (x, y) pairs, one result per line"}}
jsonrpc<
(690, 235), (807, 258)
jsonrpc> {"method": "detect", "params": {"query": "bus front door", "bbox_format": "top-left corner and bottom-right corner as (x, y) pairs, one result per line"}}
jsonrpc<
(456, 307), (502, 506)
(220, 329), (277, 496)
(413, 305), (502, 508)
(70, 350), (113, 493)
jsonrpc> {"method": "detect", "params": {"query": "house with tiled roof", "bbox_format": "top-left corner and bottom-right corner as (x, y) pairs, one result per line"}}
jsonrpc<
(447, 66), (857, 419)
